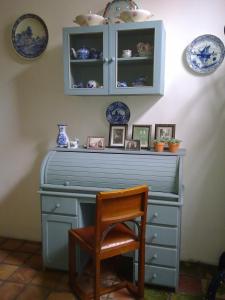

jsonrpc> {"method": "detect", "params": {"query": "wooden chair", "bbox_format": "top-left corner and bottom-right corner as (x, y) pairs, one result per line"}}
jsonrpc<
(68, 184), (149, 300)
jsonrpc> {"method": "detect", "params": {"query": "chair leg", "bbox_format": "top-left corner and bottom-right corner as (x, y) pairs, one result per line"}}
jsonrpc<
(94, 256), (101, 300)
(137, 240), (145, 299)
(68, 232), (77, 288)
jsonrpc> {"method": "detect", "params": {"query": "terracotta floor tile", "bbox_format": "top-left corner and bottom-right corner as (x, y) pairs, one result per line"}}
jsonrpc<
(0, 281), (24, 300)
(16, 284), (50, 300)
(3, 251), (31, 266)
(0, 264), (18, 280)
(17, 241), (42, 254)
(0, 239), (24, 251)
(47, 291), (77, 300)
(56, 273), (71, 291)
(24, 254), (43, 270)
(178, 274), (203, 295)
(31, 270), (63, 289)
(0, 250), (9, 262)
(0, 238), (7, 246)
(108, 288), (135, 300)
(8, 266), (38, 284)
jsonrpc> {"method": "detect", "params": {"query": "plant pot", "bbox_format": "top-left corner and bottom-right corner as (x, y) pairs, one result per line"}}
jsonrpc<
(154, 142), (164, 152)
(168, 143), (180, 153)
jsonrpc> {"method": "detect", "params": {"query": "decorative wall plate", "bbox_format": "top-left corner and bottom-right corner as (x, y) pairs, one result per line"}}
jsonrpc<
(106, 101), (130, 124)
(12, 13), (48, 59)
(103, 0), (138, 20)
(186, 34), (225, 74)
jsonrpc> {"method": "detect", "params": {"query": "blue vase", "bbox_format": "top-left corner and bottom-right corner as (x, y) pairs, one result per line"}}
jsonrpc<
(56, 124), (69, 147)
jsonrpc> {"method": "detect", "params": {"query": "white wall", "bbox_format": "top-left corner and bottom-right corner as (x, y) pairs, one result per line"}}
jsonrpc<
(0, 0), (225, 265)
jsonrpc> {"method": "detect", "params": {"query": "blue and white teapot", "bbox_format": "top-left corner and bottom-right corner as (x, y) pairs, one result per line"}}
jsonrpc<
(76, 46), (90, 59)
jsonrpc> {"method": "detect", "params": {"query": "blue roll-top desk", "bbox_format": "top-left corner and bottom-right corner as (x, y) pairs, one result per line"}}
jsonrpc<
(39, 148), (185, 289)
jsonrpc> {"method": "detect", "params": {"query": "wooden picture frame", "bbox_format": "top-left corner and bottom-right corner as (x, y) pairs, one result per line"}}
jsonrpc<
(154, 124), (176, 140)
(124, 139), (141, 151)
(109, 124), (128, 148)
(132, 124), (152, 149)
(87, 136), (105, 149)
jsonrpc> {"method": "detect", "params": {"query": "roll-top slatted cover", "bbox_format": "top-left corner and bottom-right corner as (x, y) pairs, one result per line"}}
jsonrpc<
(42, 150), (179, 193)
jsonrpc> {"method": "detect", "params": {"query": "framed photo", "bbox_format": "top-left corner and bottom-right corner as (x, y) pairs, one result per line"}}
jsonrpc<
(132, 125), (152, 149)
(155, 124), (176, 140)
(109, 124), (128, 148)
(87, 136), (105, 149)
(125, 139), (141, 151)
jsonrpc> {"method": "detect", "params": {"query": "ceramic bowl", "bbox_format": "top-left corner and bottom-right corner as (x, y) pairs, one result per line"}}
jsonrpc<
(119, 9), (152, 23)
(74, 14), (105, 26)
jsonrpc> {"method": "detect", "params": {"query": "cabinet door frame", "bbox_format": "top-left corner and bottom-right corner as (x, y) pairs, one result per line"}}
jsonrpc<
(63, 25), (109, 95)
(42, 213), (77, 270)
(108, 20), (165, 95)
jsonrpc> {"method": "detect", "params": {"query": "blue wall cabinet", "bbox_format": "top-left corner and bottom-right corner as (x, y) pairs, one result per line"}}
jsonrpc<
(40, 148), (184, 289)
(63, 21), (165, 95)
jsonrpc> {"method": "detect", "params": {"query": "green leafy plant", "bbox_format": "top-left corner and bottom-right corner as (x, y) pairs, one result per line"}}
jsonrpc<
(153, 138), (166, 144)
(168, 138), (182, 144)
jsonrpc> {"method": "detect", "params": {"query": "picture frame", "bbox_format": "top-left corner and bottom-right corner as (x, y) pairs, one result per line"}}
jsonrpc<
(109, 124), (128, 148)
(87, 136), (105, 149)
(124, 139), (141, 151)
(132, 124), (152, 149)
(154, 124), (176, 140)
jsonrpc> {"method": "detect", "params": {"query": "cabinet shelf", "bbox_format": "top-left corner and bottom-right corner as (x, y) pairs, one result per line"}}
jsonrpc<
(70, 58), (103, 64)
(117, 56), (153, 64)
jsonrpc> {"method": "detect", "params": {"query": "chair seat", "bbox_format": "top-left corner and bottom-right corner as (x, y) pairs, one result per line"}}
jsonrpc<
(71, 223), (137, 251)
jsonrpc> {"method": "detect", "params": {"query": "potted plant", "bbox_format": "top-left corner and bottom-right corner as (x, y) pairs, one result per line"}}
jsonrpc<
(168, 138), (182, 153)
(153, 138), (165, 152)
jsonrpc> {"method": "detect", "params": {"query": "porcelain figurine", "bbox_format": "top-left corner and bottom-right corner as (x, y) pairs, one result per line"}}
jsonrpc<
(132, 75), (147, 87)
(72, 81), (83, 88)
(87, 80), (99, 88)
(56, 124), (69, 147)
(76, 46), (90, 59)
(136, 42), (153, 57)
(69, 138), (79, 149)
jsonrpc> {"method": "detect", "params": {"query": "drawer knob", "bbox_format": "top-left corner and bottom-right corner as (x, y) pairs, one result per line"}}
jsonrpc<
(153, 212), (158, 218)
(55, 203), (61, 208)
(152, 253), (158, 259)
(64, 181), (70, 186)
(152, 273), (157, 279)
(153, 233), (158, 239)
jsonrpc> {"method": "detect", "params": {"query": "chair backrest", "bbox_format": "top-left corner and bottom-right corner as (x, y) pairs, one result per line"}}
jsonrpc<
(95, 185), (149, 250)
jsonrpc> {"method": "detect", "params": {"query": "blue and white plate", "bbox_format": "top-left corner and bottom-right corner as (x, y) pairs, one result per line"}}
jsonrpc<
(186, 34), (225, 74)
(12, 14), (48, 59)
(106, 101), (130, 124)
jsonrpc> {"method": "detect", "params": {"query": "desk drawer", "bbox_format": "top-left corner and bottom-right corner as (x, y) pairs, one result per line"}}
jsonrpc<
(147, 204), (179, 226)
(146, 225), (178, 247)
(41, 196), (77, 216)
(135, 264), (177, 288)
(136, 245), (177, 267)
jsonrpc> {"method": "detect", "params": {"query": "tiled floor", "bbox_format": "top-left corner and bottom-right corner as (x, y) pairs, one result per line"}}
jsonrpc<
(0, 237), (224, 300)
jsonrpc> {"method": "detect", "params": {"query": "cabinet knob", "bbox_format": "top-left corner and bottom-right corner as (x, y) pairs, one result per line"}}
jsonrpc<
(152, 273), (157, 279)
(55, 203), (61, 208)
(103, 58), (108, 63)
(153, 212), (158, 218)
(153, 233), (157, 239)
(109, 57), (115, 62)
(64, 181), (70, 186)
(152, 253), (158, 259)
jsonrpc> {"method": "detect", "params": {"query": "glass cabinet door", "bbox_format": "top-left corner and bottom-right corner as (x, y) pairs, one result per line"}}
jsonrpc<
(63, 26), (109, 95)
(109, 21), (165, 95)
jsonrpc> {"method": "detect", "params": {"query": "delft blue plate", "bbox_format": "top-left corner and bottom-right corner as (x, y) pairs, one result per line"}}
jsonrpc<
(12, 14), (48, 59)
(106, 101), (130, 124)
(186, 34), (225, 74)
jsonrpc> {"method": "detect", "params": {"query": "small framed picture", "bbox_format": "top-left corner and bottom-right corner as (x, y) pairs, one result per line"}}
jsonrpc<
(155, 124), (176, 140)
(109, 124), (128, 148)
(87, 136), (105, 149)
(132, 125), (152, 149)
(125, 139), (141, 151)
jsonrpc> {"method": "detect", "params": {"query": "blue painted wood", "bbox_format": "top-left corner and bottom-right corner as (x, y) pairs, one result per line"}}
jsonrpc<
(40, 148), (184, 289)
(42, 214), (77, 270)
(63, 20), (165, 95)
(135, 245), (177, 268)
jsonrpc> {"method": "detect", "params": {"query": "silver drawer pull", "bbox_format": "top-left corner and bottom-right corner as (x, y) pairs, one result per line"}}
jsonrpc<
(153, 212), (158, 218)
(152, 273), (157, 279)
(152, 253), (158, 259)
(55, 203), (61, 208)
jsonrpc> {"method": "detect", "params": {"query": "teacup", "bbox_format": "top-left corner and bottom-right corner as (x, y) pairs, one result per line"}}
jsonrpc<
(122, 49), (132, 58)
